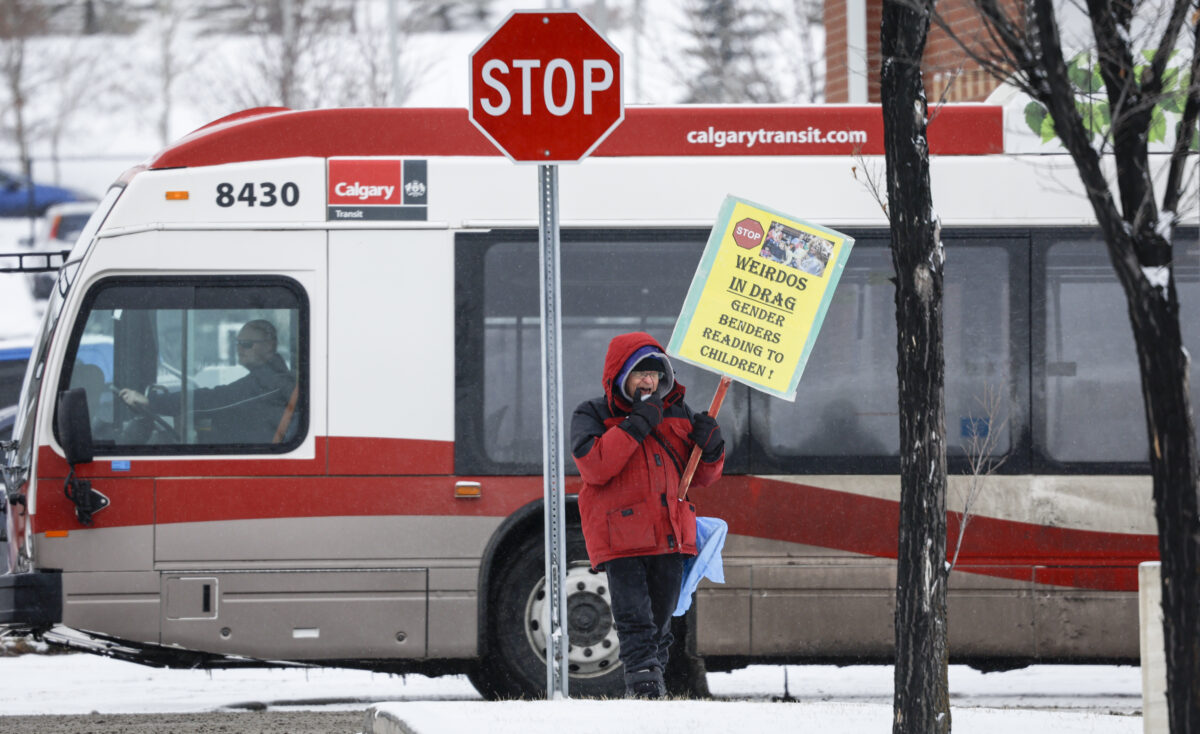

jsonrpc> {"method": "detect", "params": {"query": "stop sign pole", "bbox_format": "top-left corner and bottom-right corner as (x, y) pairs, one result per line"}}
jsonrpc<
(470, 10), (623, 700)
(536, 163), (569, 701)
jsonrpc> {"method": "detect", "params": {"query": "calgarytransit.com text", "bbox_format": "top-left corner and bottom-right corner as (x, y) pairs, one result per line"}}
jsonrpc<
(686, 126), (870, 148)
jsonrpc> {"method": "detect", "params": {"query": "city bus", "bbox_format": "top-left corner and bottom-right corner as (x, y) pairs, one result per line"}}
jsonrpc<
(0, 105), (1196, 699)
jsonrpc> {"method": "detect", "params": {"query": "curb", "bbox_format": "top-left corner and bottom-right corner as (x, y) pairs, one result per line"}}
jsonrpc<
(363, 705), (419, 734)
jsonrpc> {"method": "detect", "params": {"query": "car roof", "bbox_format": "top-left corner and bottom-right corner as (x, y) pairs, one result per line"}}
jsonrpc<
(43, 201), (98, 217)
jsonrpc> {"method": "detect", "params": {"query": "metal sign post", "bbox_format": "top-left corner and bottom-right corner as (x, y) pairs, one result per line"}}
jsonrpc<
(469, 9), (624, 701)
(537, 163), (569, 699)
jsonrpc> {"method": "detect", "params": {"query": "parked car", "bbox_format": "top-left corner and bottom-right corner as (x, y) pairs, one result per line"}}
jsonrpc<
(0, 168), (88, 217)
(0, 403), (16, 442)
(24, 201), (97, 299)
(0, 343), (30, 442)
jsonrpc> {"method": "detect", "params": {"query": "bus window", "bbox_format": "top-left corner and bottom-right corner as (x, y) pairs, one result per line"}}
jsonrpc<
(943, 238), (1019, 460)
(756, 241), (899, 463)
(1039, 234), (1200, 464)
(752, 235), (1019, 471)
(458, 230), (752, 475)
(57, 277), (307, 455)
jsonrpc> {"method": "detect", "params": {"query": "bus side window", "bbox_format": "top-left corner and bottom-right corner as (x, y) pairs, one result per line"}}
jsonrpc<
(56, 277), (308, 455)
(1041, 236), (1200, 463)
(753, 236), (1019, 469)
(756, 242), (901, 464)
(464, 230), (751, 475)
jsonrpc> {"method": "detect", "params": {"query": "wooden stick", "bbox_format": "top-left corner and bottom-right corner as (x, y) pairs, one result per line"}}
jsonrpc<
(678, 375), (732, 500)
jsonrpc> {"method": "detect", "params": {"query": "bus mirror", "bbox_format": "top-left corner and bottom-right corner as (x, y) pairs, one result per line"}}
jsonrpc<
(56, 387), (94, 465)
(55, 388), (109, 525)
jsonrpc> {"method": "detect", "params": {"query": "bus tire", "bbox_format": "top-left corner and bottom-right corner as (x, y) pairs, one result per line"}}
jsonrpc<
(480, 528), (625, 699)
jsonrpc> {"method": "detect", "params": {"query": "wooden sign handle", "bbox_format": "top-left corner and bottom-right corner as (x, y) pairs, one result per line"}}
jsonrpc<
(678, 375), (732, 501)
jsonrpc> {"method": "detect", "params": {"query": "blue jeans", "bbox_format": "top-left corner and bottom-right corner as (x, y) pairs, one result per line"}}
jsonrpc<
(604, 553), (686, 673)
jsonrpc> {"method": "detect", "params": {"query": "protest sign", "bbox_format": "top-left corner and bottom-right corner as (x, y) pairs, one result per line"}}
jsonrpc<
(668, 195), (854, 401)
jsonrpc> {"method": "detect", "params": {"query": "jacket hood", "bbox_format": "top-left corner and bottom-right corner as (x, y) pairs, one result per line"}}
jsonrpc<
(602, 332), (685, 413)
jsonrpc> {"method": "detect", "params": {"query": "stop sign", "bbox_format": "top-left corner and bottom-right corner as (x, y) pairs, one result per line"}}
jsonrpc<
(733, 218), (765, 249)
(469, 10), (623, 163)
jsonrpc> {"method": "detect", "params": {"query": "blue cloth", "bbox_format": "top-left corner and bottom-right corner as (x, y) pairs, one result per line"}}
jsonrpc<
(673, 516), (728, 616)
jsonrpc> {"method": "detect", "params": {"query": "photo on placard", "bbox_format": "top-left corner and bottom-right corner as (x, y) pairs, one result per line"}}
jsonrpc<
(759, 221), (833, 277)
(796, 231), (835, 277)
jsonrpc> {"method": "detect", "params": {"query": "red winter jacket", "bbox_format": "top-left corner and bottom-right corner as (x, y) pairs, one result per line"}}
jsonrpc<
(571, 332), (724, 568)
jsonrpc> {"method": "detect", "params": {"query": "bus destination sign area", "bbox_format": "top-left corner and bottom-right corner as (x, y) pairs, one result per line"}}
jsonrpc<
(327, 158), (428, 221)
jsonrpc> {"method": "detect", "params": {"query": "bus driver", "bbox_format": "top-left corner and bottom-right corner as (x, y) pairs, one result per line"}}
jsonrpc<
(118, 319), (295, 444)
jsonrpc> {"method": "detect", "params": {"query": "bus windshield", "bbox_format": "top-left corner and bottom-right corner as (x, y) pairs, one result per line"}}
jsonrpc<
(3, 187), (121, 491)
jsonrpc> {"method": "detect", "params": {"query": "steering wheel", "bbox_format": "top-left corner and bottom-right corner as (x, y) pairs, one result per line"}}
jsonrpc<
(112, 386), (182, 442)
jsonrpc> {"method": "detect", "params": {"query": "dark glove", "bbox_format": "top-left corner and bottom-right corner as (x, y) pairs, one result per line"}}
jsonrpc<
(621, 395), (664, 442)
(689, 411), (724, 461)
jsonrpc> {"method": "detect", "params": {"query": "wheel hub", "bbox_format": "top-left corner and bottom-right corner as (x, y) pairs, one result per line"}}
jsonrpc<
(568, 590), (612, 646)
(525, 561), (622, 678)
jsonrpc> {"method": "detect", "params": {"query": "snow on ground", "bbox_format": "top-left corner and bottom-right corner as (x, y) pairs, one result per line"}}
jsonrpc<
(0, 652), (1144, 733)
(0, 652), (477, 714)
(367, 699), (1140, 734)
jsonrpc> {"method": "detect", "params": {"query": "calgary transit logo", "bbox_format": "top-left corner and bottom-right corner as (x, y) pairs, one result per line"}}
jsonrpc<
(327, 159), (428, 221)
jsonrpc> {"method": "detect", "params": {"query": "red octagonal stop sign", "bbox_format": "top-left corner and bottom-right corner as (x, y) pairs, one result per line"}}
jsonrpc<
(469, 10), (623, 163)
(733, 218), (765, 249)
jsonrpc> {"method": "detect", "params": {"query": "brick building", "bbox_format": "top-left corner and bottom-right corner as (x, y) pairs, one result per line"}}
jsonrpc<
(824, 0), (1014, 103)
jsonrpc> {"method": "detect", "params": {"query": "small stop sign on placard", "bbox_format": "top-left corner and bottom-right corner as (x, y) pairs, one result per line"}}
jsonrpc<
(733, 219), (765, 249)
(469, 10), (623, 163)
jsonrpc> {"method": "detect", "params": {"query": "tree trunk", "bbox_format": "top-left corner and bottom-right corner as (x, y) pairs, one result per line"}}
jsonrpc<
(1020, 2), (1200, 728)
(880, 0), (950, 732)
(1131, 282), (1200, 732)
(933, 0), (1200, 725)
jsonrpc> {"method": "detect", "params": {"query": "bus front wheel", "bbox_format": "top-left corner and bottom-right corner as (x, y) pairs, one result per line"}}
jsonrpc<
(476, 529), (625, 699)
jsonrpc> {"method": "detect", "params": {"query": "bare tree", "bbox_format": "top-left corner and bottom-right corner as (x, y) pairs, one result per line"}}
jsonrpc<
(0, 0), (50, 206)
(410, 0), (494, 32)
(937, 0), (1200, 729)
(680, 0), (783, 103)
(196, 0), (354, 110)
(785, 0), (825, 102)
(879, 0), (951, 731)
(42, 37), (119, 183)
(321, 0), (432, 107)
(949, 385), (1009, 571)
(146, 0), (194, 147)
(199, 0), (433, 112)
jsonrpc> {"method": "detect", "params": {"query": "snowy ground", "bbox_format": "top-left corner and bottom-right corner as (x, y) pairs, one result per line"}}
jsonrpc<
(368, 699), (1140, 734)
(0, 651), (1144, 733)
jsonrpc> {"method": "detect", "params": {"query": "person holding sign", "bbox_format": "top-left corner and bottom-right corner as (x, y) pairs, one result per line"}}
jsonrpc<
(571, 332), (725, 699)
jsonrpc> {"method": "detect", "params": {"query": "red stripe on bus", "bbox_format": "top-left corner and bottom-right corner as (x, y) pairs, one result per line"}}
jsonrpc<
(326, 435), (454, 475)
(37, 441), (330, 478)
(34, 477), (156, 530)
(147, 106), (1003, 169)
(599, 105), (1003, 156)
(36, 436), (453, 479)
(31, 443), (1153, 590)
(690, 476), (1157, 592)
(153, 475), (549, 525)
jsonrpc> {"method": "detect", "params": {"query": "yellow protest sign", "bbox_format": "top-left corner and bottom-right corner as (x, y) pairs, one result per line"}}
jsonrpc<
(668, 196), (854, 401)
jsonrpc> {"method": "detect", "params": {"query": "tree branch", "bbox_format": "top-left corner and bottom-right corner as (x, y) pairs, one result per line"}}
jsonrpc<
(1144, 0), (1193, 99)
(1161, 7), (1200, 221)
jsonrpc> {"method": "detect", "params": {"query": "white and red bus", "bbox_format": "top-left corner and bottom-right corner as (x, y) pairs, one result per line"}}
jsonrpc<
(1, 105), (1196, 698)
